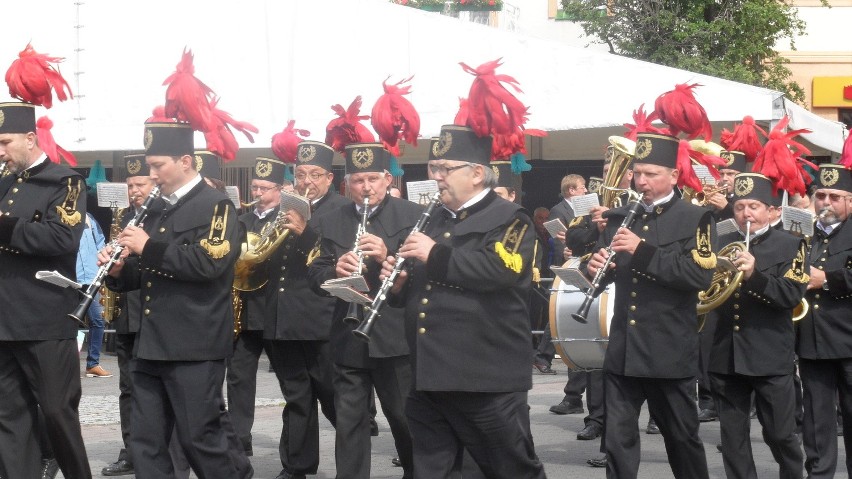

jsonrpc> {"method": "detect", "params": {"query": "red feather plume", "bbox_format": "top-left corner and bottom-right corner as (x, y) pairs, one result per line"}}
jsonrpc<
(686, 145), (727, 182)
(654, 83), (713, 140)
(162, 48), (216, 132)
(841, 129), (852, 168)
(202, 97), (258, 161)
(720, 116), (767, 161)
(460, 59), (529, 138)
(36, 116), (76, 166)
(622, 104), (666, 141)
(454, 97), (469, 126)
(752, 116), (813, 197)
(5, 44), (73, 109)
(325, 96), (375, 153)
(146, 105), (172, 123)
(371, 76), (420, 157)
(271, 120), (310, 164)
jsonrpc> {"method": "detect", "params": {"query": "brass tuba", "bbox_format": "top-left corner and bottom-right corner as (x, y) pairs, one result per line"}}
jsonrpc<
(600, 136), (636, 208)
(697, 241), (746, 317)
(99, 206), (126, 323)
(233, 209), (292, 292)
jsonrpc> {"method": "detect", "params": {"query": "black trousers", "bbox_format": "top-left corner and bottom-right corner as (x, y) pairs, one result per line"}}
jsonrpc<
(129, 358), (252, 479)
(266, 339), (337, 475)
(0, 339), (91, 479)
(697, 315), (718, 411)
(710, 372), (803, 479)
(406, 389), (546, 479)
(226, 329), (268, 450)
(114, 332), (136, 462)
(799, 357), (852, 478)
(333, 357), (413, 479)
(604, 373), (708, 479)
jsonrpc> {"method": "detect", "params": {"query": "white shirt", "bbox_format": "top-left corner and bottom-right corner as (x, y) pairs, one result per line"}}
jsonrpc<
(162, 174), (202, 205)
(443, 188), (491, 219)
(642, 190), (676, 212)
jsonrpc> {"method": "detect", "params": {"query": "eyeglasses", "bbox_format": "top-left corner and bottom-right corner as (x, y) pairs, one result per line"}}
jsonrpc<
(815, 192), (850, 202)
(428, 164), (470, 177)
(250, 185), (279, 194)
(295, 172), (328, 182)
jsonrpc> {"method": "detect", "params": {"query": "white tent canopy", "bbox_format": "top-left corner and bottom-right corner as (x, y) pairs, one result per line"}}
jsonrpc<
(2, 0), (846, 166)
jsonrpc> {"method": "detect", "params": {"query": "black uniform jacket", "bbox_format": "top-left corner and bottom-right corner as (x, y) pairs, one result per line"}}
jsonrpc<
(108, 181), (240, 361)
(391, 191), (536, 392)
(596, 197), (716, 379)
(264, 192), (352, 341)
(797, 219), (852, 359)
(709, 229), (807, 376)
(0, 160), (86, 340)
(113, 208), (142, 335)
(238, 207), (279, 332)
(308, 195), (422, 368)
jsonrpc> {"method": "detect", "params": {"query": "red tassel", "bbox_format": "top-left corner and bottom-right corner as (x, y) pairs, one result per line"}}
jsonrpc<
(202, 98), (258, 161)
(36, 116), (76, 166)
(654, 83), (712, 140)
(5, 44), (73, 109)
(841, 128), (852, 168)
(147, 105), (172, 123)
(622, 104), (665, 141)
(271, 120), (310, 164)
(325, 96), (375, 153)
(720, 116), (767, 161)
(371, 76), (420, 157)
(162, 48), (216, 132)
(752, 117), (812, 197)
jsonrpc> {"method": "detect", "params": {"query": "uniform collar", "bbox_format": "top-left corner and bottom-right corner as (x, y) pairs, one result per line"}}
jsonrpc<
(641, 191), (676, 215)
(19, 154), (49, 179)
(163, 174), (202, 205)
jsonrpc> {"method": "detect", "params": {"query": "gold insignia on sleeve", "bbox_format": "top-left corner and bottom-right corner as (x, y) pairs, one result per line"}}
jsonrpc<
(784, 240), (810, 284)
(568, 216), (584, 228)
(495, 219), (528, 274)
(691, 222), (717, 269)
(200, 203), (232, 259)
(306, 245), (322, 266)
(56, 178), (82, 227)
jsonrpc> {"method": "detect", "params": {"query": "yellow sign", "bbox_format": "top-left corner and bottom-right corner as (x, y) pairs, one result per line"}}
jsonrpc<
(812, 77), (852, 107)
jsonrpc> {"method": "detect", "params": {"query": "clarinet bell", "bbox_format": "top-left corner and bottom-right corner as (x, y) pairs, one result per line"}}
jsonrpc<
(343, 301), (364, 325)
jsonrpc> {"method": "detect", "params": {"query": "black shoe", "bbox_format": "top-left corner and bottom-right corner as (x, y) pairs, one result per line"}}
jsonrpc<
(645, 418), (660, 434)
(533, 361), (557, 375)
(549, 399), (584, 415)
(41, 458), (59, 479)
(370, 417), (379, 437)
(697, 408), (718, 422)
(274, 470), (307, 479)
(716, 443), (723, 453)
(577, 423), (602, 440)
(102, 459), (135, 476)
(392, 457), (402, 467)
(587, 455), (607, 468)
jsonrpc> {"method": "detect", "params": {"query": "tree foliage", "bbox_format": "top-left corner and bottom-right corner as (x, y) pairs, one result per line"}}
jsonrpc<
(561, 0), (810, 103)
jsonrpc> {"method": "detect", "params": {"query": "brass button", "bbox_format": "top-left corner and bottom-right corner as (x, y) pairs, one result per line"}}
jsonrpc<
(279, 288), (285, 292)
(16, 178), (22, 183)
(630, 292), (637, 298)
(418, 327), (426, 334)
(733, 315), (739, 320)
(146, 282), (152, 288)
(144, 308), (150, 315)
(629, 305), (636, 311)
(824, 239), (829, 244)
(6, 200), (12, 205)
(642, 214), (648, 220)
(820, 258), (826, 262)
(144, 295), (150, 301)
(734, 293), (740, 299)
(281, 266), (286, 271)
(11, 188), (17, 193)
(814, 294), (820, 300)
(418, 312), (426, 319)
(734, 325), (740, 332)
(632, 278), (638, 284)
(421, 298), (428, 305)
(733, 304), (739, 310)
(425, 284), (432, 291)
(280, 277), (285, 282)
(817, 266), (824, 270)
(159, 227), (166, 233)
(814, 304), (820, 310)
(443, 232), (451, 238)
(629, 319), (636, 326)
(642, 225), (649, 231)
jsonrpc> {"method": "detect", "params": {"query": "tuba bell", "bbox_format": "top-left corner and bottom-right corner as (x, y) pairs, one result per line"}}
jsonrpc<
(600, 136), (636, 208)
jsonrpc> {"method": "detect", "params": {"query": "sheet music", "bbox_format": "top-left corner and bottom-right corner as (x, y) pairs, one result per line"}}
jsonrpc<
(716, 218), (738, 237)
(406, 180), (440, 206)
(550, 264), (593, 290)
(321, 284), (372, 305)
(569, 193), (600, 217)
(322, 275), (369, 292)
(96, 183), (130, 209)
(692, 165), (716, 185)
(781, 206), (815, 237)
(35, 270), (82, 290)
(543, 219), (567, 239)
(225, 186), (241, 209)
(280, 190), (311, 221)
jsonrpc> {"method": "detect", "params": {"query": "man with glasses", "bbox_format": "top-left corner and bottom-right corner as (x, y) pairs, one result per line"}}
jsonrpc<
(264, 140), (351, 479)
(797, 163), (852, 478)
(308, 142), (421, 479)
(226, 156), (286, 458)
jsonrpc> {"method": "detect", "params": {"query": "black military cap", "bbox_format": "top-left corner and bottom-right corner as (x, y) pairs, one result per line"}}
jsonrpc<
(432, 125), (492, 165)
(492, 161), (518, 189)
(814, 164), (852, 193)
(297, 140), (335, 173)
(633, 132), (679, 169)
(732, 173), (779, 207)
(0, 102), (36, 134)
(344, 143), (389, 175)
(124, 153), (149, 179)
(252, 157), (287, 184)
(720, 150), (747, 173)
(194, 150), (222, 181)
(144, 121), (194, 157)
(427, 137), (440, 162)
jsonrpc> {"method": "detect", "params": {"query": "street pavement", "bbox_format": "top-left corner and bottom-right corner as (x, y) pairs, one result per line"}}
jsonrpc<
(68, 351), (847, 478)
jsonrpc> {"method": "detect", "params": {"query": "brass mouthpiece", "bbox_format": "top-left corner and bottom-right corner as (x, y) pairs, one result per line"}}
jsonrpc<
(241, 199), (260, 208)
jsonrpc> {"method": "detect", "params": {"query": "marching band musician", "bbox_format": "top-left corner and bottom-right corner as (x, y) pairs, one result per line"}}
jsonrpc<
(101, 120), (252, 478)
(797, 162), (852, 478)
(587, 131), (716, 479)
(383, 124), (546, 478)
(708, 172), (806, 479)
(308, 142), (421, 479)
(0, 101), (92, 479)
(101, 153), (156, 477)
(265, 140), (351, 479)
(227, 156), (287, 458)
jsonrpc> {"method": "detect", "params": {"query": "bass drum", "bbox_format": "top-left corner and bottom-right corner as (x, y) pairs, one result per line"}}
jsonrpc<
(548, 277), (613, 371)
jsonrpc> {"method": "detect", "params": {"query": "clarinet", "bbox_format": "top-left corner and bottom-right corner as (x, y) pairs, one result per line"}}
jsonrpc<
(352, 192), (443, 342)
(68, 186), (161, 324)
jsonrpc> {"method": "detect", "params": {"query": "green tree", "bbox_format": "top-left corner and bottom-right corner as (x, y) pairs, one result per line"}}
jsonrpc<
(561, 0), (813, 103)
